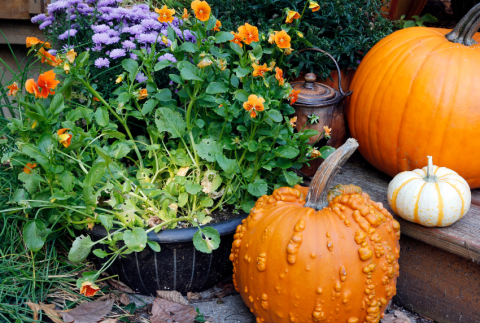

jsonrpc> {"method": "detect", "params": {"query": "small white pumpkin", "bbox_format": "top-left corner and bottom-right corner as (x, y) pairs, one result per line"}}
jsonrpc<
(387, 156), (471, 227)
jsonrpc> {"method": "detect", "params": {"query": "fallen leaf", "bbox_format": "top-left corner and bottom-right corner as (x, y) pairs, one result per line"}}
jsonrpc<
(157, 290), (189, 305)
(119, 293), (131, 306)
(177, 167), (189, 176)
(107, 279), (135, 293)
(381, 310), (412, 323)
(100, 319), (118, 323)
(25, 302), (63, 323)
(186, 292), (202, 301)
(62, 299), (114, 323)
(97, 293), (118, 302)
(25, 302), (42, 321)
(150, 298), (197, 323)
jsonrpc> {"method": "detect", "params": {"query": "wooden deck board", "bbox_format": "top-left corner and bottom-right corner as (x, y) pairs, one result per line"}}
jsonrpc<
(329, 159), (480, 262)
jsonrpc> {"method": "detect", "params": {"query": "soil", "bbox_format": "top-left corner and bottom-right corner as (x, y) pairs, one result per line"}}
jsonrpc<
(421, 0), (458, 29)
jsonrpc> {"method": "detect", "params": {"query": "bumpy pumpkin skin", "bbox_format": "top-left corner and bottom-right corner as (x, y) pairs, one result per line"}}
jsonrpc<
(347, 28), (480, 188)
(230, 185), (401, 323)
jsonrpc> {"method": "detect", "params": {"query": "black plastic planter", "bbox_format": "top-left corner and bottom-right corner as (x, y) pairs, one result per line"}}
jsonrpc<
(89, 214), (247, 296)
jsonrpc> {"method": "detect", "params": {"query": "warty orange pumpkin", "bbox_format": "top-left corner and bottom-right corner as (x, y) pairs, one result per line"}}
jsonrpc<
(230, 139), (401, 323)
(347, 4), (480, 188)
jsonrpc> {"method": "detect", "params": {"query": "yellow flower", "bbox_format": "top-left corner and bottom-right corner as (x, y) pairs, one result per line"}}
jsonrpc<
(116, 75), (123, 84)
(268, 32), (276, 44)
(285, 47), (293, 55)
(182, 8), (190, 20)
(324, 126), (332, 138)
(243, 94), (265, 118)
(290, 116), (297, 128)
(57, 128), (72, 148)
(286, 10), (301, 23)
(155, 5), (176, 24)
(161, 35), (168, 45)
(31, 120), (37, 129)
(268, 61), (276, 70)
(197, 58), (213, 68)
(297, 31), (304, 38)
(63, 62), (70, 74)
(311, 148), (321, 158)
(274, 30), (291, 49)
(191, 0), (211, 22)
(66, 49), (77, 63)
(217, 58), (227, 71)
(252, 63), (272, 77)
(309, 0), (320, 12)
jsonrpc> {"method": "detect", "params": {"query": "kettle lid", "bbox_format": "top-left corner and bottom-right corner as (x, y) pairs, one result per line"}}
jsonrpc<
(289, 73), (340, 106)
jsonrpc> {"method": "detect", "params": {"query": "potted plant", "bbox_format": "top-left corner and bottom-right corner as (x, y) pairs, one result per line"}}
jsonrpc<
(3, 1), (334, 295)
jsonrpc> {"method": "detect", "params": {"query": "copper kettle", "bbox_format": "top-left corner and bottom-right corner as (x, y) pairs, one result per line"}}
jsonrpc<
(287, 48), (353, 176)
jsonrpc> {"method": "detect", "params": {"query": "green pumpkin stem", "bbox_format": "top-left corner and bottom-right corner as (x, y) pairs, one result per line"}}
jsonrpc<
(305, 138), (359, 210)
(445, 3), (480, 46)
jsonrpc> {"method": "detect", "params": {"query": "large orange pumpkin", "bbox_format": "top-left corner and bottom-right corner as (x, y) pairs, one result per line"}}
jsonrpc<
(230, 139), (401, 323)
(347, 4), (480, 188)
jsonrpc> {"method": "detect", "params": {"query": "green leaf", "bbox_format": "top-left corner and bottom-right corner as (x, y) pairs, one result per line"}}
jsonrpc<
(235, 67), (250, 78)
(274, 146), (299, 159)
(196, 138), (222, 162)
(155, 59), (174, 71)
(252, 44), (263, 59)
(216, 154), (238, 174)
(49, 94), (65, 115)
(37, 132), (53, 155)
(319, 146), (336, 159)
(276, 158), (292, 169)
(298, 129), (319, 141)
(23, 220), (47, 252)
(122, 59), (139, 82)
(167, 25), (176, 41)
(206, 82), (228, 94)
(95, 106), (109, 126)
(421, 13), (438, 23)
(99, 214), (113, 230)
(178, 192), (188, 207)
(193, 227), (220, 253)
(84, 162), (106, 186)
(18, 172), (41, 194)
(117, 92), (131, 105)
(68, 235), (95, 263)
(155, 88), (172, 101)
(95, 146), (112, 164)
(141, 99), (157, 116)
(200, 196), (213, 207)
(25, 110), (46, 122)
(205, 14), (217, 30)
(283, 170), (299, 186)
(267, 110), (282, 122)
(403, 20), (416, 28)
(185, 182), (202, 195)
(83, 186), (96, 214)
(241, 200), (255, 213)
(20, 144), (49, 167)
(169, 74), (183, 84)
(248, 141), (259, 152)
(147, 241), (161, 252)
(60, 171), (75, 192)
(180, 67), (202, 81)
(113, 142), (131, 159)
(234, 90), (249, 102)
(124, 228), (147, 252)
(230, 42), (243, 56)
(247, 179), (267, 197)
(93, 249), (109, 258)
(155, 107), (187, 139)
(179, 42), (197, 53)
(215, 31), (234, 43)
(102, 130), (126, 139)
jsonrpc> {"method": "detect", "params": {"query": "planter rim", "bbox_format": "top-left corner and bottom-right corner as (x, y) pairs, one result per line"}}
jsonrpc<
(89, 213), (248, 244)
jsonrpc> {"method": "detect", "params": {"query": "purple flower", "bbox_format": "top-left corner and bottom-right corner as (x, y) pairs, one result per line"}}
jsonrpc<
(92, 32), (110, 44)
(132, 4), (149, 10)
(109, 48), (126, 59)
(47, 0), (69, 13)
(159, 53), (177, 63)
(106, 36), (120, 45)
(136, 72), (148, 83)
(98, 6), (114, 14)
(92, 24), (110, 33)
(85, 0), (98, 3)
(31, 14), (46, 23)
(95, 58), (110, 68)
(58, 29), (77, 40)
(67, 0), (83, 5)
(141, 19), (161, 31)
(128, 25), (144, 35)
(130, 53), (138, 60)
(78, 6), (94, 14)
(62, 44), (75, 52)
(69, 14), (77, 20)
(48, 49), (57, 56)
(39, 20), (52, 30)
(122, 40), (136, 50)
(107, 29), (119, 37)
(98, 0), (121, 7)
(92, 45), (103, 52)
(138, 33), (158, 44)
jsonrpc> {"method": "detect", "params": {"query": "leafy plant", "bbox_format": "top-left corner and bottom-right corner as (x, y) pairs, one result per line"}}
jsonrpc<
(394, 13), (438, 28)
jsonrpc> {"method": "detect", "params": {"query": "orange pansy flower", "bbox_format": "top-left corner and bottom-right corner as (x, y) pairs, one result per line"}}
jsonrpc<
(155, 5), (176, 24)
(57, 128), (73, 148)
(138, 89), (148, 100)
(191, 0), (211, 22)
(230, 32), (244, 47)
(309, 1), (320, 12)
(80, 281), (100, 297)
(212, 20), (221, 31)
(93, 97), (100, 102)
(289, 89), (301, 105)
(243, 94), (265, 118)
(274, 30), (291, 49)
(7, 82), (18, 96)
(238, 23), (259, 45)
(275, 67), (284, 86)
(323, 126), (332, 137)
(25, 70), (60, 99)
(24, 163), (37, 174)
(66, 49), (77, 64)
(285, 10), (301, 23)
(311, 148), (321, 158)
(182, 8), (190, 20)
(38, 47), (62, 67)
(290, 116), (297, 128)
(252, 63), (272, 77)
(26, 37), (51, 49)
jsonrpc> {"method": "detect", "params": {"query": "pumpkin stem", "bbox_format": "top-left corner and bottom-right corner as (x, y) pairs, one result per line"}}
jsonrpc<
(304, 138), (359, 210)
(424, 156), (437, 182)
(445, 3), (480, 45)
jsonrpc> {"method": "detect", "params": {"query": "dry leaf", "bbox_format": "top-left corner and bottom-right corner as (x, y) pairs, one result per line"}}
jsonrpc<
(157, 290), (189, 306)
(100, 319), (118, 323)
(25, 302), (63, 323)
(25, 302), (42, 321)
(177, 167), (189, 176)
(119, 293), (131, 306)
(186, 292), (202, 301)
(381, 310), (412, 323)
(107, 279), (135, 293)
(97, 293), (118, 302)
(150, 298), (197, 323)
(62, 299), (114, 323)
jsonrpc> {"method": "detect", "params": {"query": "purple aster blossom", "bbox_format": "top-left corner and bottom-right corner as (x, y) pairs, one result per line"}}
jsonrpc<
(77, 3), (88, 9)
(158, 53), (177, 63)
(128, 25), (144, 35)
(141, 19), (161, 31)
(39, 20), (53, 30)
(169, 81), (174, 85)
(78, 7), (94, 14)
(132, 4), (149, 10)
(85, 0), (98, 3)
(98, 6), (114, 14)
(58, 29), (77, 40)
(130, 53), (138, 60)
(109, 48), (126, 59)
(183, 30), (196, 42)
(122, 40), (136, 50)
(135, 72), (148, 83)
(92, 24), (110, 33)
(62, 44), (75, 52)
(106, 50), (110, 55)
(48, 49), (57, 56)
(92, 32), (110, 44)
(47, 0), (69, 13)
(92, 45), (103, 52)
(107, 29), (119, 37)
(95, 57), (110, 68)
(31, 14), (46, 23)
(71, 23), (79, 29)
(67, 0), (83, 5)
(138, 33), (158, 44)
(106, 36), (120, 44)
(98, 0), (121, 7)
(69, 14), (77, 20)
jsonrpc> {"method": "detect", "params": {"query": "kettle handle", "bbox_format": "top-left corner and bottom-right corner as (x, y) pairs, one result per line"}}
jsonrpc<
(284, 48), (351, 97)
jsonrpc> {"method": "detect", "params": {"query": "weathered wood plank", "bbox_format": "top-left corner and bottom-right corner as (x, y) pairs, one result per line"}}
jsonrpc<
(0, 20), (45, 45)
(330, 159), (480, 262)
(394, 236), (480, 323)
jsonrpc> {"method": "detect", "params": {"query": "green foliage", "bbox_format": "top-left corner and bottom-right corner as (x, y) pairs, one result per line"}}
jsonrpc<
(395, 14), (438, 29)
